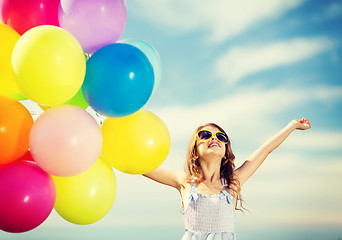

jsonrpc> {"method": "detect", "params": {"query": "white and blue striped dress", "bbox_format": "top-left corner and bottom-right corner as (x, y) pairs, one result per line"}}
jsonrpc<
(182, 180), (238, 240)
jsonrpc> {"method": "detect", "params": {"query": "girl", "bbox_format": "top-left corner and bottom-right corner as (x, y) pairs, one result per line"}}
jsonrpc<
(143, 118), (311, 240)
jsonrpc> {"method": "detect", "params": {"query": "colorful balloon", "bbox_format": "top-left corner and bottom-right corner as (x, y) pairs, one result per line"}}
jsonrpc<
(1, 0), (59, 35)
(64, 88), (88, 109)
(0, 161), (56, 233)
(53, 157), (116, 225)
(0, 96), (33, 165)
(83, 43), (154, 117)
(38, 88), (88, 111)
(119, 39), (162, 94)
(17, 149), (34, 162)
(8, 91), (28, 101)
(102, 109), (171, 174)
(0, 0), (3, 22)
(11, 25), (86, 106)
(29, 105), (102, 177)
(38, 104), (52, 111)
(0, 24), (20, 96)
(59, 0), (127, 53)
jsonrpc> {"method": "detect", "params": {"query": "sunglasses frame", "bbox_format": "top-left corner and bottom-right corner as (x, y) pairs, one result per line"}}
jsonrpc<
(195, 130), (229, 145)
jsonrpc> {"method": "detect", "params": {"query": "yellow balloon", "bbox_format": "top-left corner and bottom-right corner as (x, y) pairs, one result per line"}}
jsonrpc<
(52, 157), (116, 225)
(102, 109), (171, 174)
(11, 25), (86, 106)
(0, 24), (21, 96)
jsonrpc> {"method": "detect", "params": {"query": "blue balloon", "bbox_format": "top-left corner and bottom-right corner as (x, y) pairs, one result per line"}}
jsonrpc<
(82, 43), (154, 117)
(119, 39), (161, 95)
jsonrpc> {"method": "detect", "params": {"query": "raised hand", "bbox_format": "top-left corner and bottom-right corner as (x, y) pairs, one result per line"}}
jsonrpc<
(291, 118), (311, 130)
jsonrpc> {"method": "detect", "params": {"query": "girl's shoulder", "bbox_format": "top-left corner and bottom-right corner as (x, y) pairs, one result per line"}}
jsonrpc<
(180, 174), (199, 189)
(179, 172), (191, 184)
(179, 174), (193, 205)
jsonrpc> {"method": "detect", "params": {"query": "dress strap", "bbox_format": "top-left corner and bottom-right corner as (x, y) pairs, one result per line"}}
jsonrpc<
(220, 178), (234, 204)
(189, 183), (199, 201)
(221, 178), (228, 186)
(220, 190), (234, 204)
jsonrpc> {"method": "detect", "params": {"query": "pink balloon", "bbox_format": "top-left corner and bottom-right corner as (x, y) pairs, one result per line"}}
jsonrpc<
(0, 0), (3, 22)
(0, 161), (56, 233)
(58, 0), (127, 53)
(2, 0), (60, 35)
(30, 105), (103, 177)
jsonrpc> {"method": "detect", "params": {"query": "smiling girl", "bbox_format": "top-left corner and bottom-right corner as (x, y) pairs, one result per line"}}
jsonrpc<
(143, 118), (311, 240)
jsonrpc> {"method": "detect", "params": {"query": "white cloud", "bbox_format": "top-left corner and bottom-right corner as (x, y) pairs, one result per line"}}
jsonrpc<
(285, 130), (342, 151)
(238, 153), (342, 228)
(149, 87), (293, 142)
(215, 37), (338, 85)
(148, 85), (342, 145)
(129, 0), (305, 42)
(311, 85), (342, 102)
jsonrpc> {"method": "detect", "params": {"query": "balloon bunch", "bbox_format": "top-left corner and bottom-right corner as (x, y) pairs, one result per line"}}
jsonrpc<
(0, 0), (169, 233)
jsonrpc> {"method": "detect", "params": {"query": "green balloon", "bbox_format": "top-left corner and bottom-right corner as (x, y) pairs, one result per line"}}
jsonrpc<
(85, 53), (91, 61)
(8, 92), (28, 101)
(65, 88), (88, 109)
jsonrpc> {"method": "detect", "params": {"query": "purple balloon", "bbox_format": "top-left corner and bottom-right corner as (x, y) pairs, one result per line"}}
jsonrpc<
(58, 0), (127, 53)
(0, 161), (56, 233)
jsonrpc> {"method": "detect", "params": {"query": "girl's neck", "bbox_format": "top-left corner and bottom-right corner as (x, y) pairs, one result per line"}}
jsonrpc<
(199, 157), (221, 183)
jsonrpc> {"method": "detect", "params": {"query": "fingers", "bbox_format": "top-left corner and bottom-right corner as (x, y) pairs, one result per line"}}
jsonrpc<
(300, 117), (311, 128)
(305, 119), (311, 128)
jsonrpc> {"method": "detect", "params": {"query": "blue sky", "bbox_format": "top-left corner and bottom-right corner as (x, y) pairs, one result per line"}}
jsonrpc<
(1, 0), (342, 239)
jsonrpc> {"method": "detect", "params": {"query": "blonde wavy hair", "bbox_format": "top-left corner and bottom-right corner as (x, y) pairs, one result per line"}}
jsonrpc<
(185, 123), (245, 211)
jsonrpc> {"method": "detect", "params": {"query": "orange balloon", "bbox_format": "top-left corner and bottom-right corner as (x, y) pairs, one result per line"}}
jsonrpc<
(0, 96), (33, 165)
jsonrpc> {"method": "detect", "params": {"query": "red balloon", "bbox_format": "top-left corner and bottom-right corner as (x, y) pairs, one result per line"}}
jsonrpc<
(17, 149), (34, 162)
(0, 161), (56, 233)
(1, 0), (60, 35)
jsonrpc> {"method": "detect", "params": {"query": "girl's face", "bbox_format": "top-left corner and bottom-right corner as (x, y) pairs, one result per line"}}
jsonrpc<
(196, 125), (226, 160)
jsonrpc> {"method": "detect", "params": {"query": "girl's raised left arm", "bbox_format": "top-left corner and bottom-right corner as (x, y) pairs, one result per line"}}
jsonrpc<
(234, 118), (311, 186)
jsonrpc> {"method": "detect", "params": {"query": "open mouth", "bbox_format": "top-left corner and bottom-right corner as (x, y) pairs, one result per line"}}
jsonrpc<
(208, 142), (220, 148)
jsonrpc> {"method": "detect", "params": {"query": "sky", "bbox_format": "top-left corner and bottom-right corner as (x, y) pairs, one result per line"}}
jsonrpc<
(1, 0), (342, 240)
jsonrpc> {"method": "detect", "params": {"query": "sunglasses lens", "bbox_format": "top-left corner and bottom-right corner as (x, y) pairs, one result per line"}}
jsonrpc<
(198, 130), (212, 140)
(216, 132), (228, 143)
